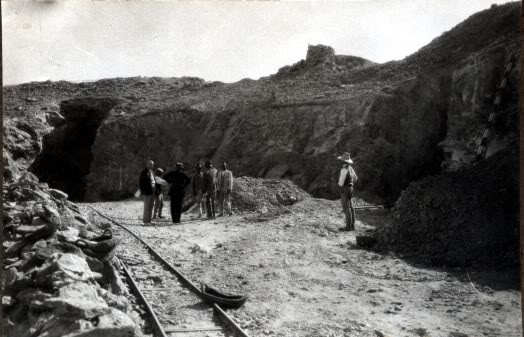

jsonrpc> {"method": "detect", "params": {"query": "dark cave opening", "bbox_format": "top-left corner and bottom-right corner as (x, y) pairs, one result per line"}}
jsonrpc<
(29, 98), (119, 201)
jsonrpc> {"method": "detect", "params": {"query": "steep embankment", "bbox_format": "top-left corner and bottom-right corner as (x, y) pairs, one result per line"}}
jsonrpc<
(3, 3), (519, 203)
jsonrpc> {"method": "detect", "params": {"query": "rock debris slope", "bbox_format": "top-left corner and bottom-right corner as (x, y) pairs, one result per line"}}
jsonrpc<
(2, 3), (519, 204)
(2, 173), (141, 337)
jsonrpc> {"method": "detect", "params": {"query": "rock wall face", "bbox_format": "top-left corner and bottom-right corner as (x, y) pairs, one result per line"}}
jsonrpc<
(2, 3), (520, 204)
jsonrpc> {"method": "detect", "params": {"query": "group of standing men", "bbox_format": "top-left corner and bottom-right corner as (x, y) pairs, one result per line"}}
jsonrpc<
(139, 151), (358, 230)
(139, 159), (234, 225)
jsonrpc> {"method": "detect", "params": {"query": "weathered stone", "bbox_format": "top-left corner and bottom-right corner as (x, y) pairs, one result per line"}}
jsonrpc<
(66, 308), (140, 337)
(31, 239), (48, 252)
(6, 240), (27, 258)
(43, 283), (110, 320)
(3, 267), (20, 287)
(103, 260), (129, 296)
(35, 253), (100, 288)
(85, 256), (104, 273)
(46, 110), (66, 127)
(48, 189), (68, 200)
(14, 225), (47, 235)
(56, 228), (80, 243)
(31, 216), (48, 227)
(2, 296), (16, 307)
(16, 288), (53, 307)
(449, 332), (468, 337)
(42, 205), (61, 225)
(97, 288), (130, 312)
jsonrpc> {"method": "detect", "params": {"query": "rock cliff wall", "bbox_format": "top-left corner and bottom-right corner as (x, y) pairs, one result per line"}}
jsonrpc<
(2, 3), (519, 204)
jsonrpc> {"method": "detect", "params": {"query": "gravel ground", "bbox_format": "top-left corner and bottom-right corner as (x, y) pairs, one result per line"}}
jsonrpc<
(80, 199), (521, 337)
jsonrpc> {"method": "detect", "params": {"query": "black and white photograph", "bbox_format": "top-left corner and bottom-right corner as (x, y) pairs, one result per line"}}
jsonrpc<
(1, 1), (521, 336)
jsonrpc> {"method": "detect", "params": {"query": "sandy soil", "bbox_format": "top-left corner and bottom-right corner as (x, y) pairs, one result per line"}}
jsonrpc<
(81, 199), (521, 337)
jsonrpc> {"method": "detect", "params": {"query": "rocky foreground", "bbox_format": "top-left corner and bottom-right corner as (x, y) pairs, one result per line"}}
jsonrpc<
(2, 173), (143, 337)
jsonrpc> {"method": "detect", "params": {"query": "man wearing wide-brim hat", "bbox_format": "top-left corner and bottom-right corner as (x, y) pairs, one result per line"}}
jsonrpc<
(337, 152), (358, 231)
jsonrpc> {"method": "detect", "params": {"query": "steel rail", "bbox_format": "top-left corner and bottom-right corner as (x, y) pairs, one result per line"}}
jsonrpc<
(120, 261), (168, 337)
(354, 204), (394, 210)
(88, 206), (251, 337)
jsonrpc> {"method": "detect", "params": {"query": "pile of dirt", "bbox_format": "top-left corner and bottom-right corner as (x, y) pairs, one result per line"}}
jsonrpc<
(2, 173), (141, 337)
(375, 145), (519, 268)
(231, 177), (310, 212)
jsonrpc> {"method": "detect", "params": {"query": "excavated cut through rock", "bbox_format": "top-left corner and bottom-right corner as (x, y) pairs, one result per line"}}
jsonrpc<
(29, 98), (119, 201)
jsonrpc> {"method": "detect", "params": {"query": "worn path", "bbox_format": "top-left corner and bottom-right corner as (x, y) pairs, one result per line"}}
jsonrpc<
(81, 199), (521, 337)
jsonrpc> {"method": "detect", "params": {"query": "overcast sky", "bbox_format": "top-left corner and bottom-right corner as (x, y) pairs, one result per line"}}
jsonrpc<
(2, 0), (515, 85)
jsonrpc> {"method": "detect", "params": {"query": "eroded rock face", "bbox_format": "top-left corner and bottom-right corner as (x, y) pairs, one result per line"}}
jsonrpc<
(2, 3), (519, 204)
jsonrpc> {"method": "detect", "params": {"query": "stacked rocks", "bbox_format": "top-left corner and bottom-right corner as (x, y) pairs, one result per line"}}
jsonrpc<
(2, 172), (140, 337)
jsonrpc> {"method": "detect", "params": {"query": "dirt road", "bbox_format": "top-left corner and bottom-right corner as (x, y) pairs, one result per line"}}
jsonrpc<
(81, 199), (521, 337)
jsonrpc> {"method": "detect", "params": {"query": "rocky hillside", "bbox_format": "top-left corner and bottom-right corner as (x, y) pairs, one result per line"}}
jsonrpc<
(3, 3), (519, 203)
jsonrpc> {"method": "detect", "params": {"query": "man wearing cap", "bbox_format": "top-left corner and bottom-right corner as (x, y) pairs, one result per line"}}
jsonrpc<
(152, 168), (166, 220)
(217, 162), (234, 216)
(139, 160), (156, 225)
(337, 152), (358, 231)
(190, 163), (205, 218)
(203, 160), (218, 219)
(164, 163), (191, 224)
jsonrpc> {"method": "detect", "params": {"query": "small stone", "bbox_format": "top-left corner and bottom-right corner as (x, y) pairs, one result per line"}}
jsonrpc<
(2, 296), (16, 307)
(374, 330), (385, 337)
(449, 332), (468, 337)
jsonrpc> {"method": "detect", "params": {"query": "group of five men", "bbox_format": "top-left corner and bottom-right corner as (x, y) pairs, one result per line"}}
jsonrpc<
(139, 160), (234, 225)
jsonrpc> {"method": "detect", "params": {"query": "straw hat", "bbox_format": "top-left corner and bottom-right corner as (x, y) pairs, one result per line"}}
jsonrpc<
(337, 152), (353, 164)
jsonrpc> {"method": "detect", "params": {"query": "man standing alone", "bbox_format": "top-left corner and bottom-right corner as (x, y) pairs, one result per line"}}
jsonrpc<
(217, 162), (234, 216)
(203, 160), (218, 219)
(164, 163), (191, 224)
(337, 152), (358, 231)
(139, 160), (156, 225)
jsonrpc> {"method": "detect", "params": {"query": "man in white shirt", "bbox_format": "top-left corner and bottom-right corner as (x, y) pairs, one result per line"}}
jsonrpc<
(337, 152), (358, 231)
(139, 160), (156, 225)
(217, 162), (234, 216)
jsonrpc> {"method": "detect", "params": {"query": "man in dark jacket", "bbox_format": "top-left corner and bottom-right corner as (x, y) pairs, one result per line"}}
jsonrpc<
(139, 160), (156, 225)
(164, 163), (191, 224)
(203, 160), (218, 219)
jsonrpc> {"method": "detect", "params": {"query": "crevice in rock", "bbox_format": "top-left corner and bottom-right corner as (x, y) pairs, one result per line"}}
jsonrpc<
(29, 98), (120, 201)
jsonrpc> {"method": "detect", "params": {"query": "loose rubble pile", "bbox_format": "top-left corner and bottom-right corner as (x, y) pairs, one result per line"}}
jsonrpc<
(2, 172), (141, 337)
(231, 177), (310, 212)
(376, 146), (519, 267)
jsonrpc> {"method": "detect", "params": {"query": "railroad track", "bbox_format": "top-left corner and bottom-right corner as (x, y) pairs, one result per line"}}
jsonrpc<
(88, 206), (250, 337)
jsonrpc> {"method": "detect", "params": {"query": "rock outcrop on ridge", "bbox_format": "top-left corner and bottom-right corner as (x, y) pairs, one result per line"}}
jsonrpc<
(2, 3), (519, 205)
